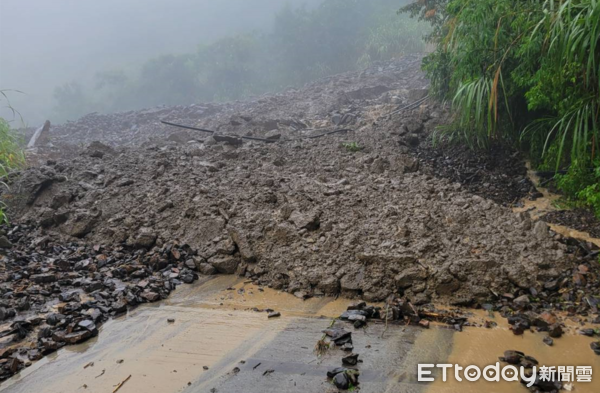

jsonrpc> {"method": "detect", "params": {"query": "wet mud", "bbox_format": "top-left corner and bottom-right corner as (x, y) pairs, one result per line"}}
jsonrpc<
(2, 54), (600, 391)
(2, 277), (599, 393)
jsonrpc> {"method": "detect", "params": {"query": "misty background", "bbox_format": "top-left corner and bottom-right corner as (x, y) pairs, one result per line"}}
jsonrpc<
(0, 0), (424, 126)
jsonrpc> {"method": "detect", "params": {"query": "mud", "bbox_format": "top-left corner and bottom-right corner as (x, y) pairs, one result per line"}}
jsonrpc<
(513, 163), (600, 247)
(0, 276), (433, 393)
(416, 141), (538, 206)
(3, 54), (600, 388)
(544, 209), (600, 239)
(6, 56), (582, 307)
(429, 309), (600, 393)
(2, 276), (599, 393)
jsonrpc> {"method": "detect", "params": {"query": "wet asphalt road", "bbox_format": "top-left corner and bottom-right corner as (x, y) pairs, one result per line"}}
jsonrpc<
(0, 276), (452, 393)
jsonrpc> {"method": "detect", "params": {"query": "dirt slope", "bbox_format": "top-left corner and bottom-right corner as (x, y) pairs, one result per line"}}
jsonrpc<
(8, 55), (577, 307)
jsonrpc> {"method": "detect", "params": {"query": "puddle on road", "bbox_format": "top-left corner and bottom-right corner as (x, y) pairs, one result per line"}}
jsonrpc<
(166, 275), (351, 318)
(3, 276), (600, 393)
(1, 276), (352, 393)
(429, 310), (600, 393)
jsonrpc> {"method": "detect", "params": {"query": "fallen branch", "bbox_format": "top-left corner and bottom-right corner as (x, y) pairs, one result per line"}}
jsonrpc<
(388, 95), (430, 116)
(305, 128), (351, 139)
(160, 120), (215, 134)
(161, 120), (351, 143)
(160, 121), (277, 143)
(112, 375), (131, 393)
(380, 303), (389, 339)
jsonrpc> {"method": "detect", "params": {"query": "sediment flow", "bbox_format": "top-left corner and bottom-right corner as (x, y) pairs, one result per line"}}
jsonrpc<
(1, 55), (599, 384)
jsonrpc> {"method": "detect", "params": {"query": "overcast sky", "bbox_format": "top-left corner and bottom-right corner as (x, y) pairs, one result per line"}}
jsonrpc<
(0, 0), (319, 125)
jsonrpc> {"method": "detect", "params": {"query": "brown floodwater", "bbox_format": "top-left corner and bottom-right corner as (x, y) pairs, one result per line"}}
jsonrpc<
(1, 276), (354, 393)
(3, 233), (599, 390)
(428, 310), (600, 392)
(3, 276), (599, 393)
(513, 162), (600, 247)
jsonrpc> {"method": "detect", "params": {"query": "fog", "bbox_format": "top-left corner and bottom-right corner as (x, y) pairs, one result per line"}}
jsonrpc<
(0, 0), (422, 126)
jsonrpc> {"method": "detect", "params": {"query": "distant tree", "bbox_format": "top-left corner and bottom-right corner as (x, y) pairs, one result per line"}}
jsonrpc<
(136, 54), (198, 107)
(95, 70), (128, 90)
(53, 82), (90, 121)
(197, 34), (262, 100)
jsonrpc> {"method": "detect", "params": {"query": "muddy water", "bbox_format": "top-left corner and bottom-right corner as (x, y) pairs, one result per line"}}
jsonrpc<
(425, 163), (600, 392)
(514, 162), (600, 247)
(3, 277), (599, 392)
(428, 310), (600, 393)
(1, 276), (353, 393)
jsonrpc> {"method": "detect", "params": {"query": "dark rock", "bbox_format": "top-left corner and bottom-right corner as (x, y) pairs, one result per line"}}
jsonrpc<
(333, 373), (349, 389)
(327, 367), (346, 378)
(513, 294), (530, 307)
(78, 320), (98, 336)
(63, 330), (91, 344)
(591, 341), (600, 355)
(141, 292), (160, 302)
(0, 236), (13, 248)
(502, 350), (524, 365)
(31, 273), (57, 284)
(112, 300), (127, 313)
(45, 313), (65, 326)
(185, 259), (197, 271)
(548, 323), (563, 338)
(209, 255), (240, 274)
(342, 353), (359, 366)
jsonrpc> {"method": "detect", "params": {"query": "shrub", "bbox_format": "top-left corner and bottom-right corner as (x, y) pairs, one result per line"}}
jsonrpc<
(403, 0), (600, 215)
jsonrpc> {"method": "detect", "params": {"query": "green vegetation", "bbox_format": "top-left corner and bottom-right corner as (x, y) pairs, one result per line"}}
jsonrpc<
(0, 91), (26, 224)
(54, 0), (429, 121)
(402, 0), (600, 216)
(342, 142), (363, 152)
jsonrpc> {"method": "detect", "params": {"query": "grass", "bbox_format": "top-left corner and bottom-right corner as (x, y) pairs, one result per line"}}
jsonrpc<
(405, 0), (600, 217)
(342, 142), (362, 152)
(0, 91), (27, 224)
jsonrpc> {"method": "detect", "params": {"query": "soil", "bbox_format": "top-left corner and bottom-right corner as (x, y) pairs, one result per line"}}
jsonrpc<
(1, 54), (600, 382)
(543, 208), (600, 238)
(416, 141), (539, 206)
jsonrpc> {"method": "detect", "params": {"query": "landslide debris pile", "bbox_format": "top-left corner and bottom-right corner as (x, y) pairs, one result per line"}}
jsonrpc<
(12, 123), (576, 305)
(10, 55), (586, 306)
(46, 55), (427, 148)
(0, 223), (198, 380)
(2, 55), (599, 377)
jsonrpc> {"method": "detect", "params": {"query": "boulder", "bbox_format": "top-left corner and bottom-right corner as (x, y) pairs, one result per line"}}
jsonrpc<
(209, 255), (240, 274)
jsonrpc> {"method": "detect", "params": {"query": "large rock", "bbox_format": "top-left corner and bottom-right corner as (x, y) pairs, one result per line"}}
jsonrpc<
(228, 228), (255, 262)
(130, 228), (157, 249)
(289, 210), (321, 231)
(62, 210), (100, 238)
(394, 267), (428, 289)
(209, 255), (240, 274)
